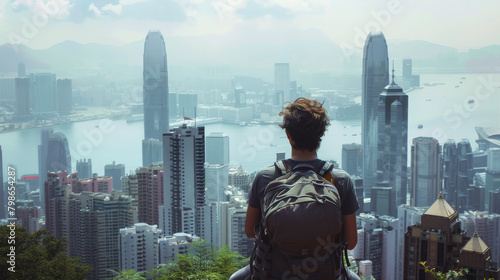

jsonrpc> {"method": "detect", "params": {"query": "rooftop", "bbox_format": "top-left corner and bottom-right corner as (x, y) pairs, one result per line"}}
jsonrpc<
(462, 232), (489, 254)
(423, 192), (458, 220)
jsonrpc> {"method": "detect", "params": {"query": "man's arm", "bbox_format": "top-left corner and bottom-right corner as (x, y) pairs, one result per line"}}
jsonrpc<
(342, 212), (357, 250)
(245, 205), (261, 238)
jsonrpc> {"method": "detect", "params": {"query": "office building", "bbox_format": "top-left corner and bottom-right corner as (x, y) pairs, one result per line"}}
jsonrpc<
(490, 190), (500, 214)
(232, 80), (246, 108)
(276, 152), (286, 161)
(206, 132), (229, 165)
(410, 137), (442, 207)
(57, 78), (72, 115)
(162, 124), (205, 236)
(135, 165), (163, 226)
(457, 139), (474, 211)
(376, 71), (408, 214)
(486, 148), (500, 210)
(143, 30), (169, 141)
(104, 162), (125, 191)
(342, 143), (362, 177)
(361, 32), (389, 198)
(274, 63), (290, 105)
(30, 73), (57, 116)
(76, 159), (92, 179)
(370, 184), (393, 216)
(443, 139), (458, 206)
(205, 164), (229, 203)
(15, 77), (31, 118)
(119, 223), (161, 273)
(227, 206), (253, 257)
(38, 129), (71, 212)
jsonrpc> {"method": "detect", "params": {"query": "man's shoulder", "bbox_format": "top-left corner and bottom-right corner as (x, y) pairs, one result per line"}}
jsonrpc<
(255, 164), (279, 181)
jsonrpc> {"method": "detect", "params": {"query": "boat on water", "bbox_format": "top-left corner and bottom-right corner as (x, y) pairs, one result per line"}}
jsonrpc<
(418, 124), (423, 129)
(426, 99), (432, 101)
(468, 99), (475, 104)
(126, 114), (144, 122)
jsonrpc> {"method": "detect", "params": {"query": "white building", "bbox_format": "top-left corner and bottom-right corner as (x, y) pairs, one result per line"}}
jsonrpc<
(227, 206), (252, 257)
(158, 232), (200, 264)
(358, 260), (373, 278)
(198, 202), (221, 249)
(119, 223), (161, 273)
(205, 163), (229, 203)
(461, 211), (500, 264)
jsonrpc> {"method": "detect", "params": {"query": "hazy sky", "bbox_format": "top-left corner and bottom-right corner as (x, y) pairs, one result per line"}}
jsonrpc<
(1, 0), (499, 51)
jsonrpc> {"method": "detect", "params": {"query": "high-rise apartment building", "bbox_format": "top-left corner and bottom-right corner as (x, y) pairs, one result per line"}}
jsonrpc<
(461, 211), (500, 265)
(143, 30), (169, 141)
(76, 159), (92, 179)
(443, 139), (458, 206)
(38, 129), (71, 212)
(119, 223), (161, 273)
(16, 199), (41, 233)
(342, 143), (362, 177)
(74, 173), (113, 194)
(162, 124), (205, 236)
(274, 63), (290, 105)
(227, 206), (253, 257)
(30, 73), (57, 116)
(457, 139), (474, 211)
(376, 72), (408, 215)
(136, 165), (163, 226)
(410, 137), (442, 207)
(57, 78), (72, 115)
(361, 32), (389, 198)
(206, 132), (229, 165)
(104, 162), (125, 191)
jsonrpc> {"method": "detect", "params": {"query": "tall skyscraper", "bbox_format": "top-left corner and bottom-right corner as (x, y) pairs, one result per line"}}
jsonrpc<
(376, 71), (408, 215)
(205, 164), (229, 203)
(485, 148), (500, 210)
(15, 77), (30, 118)
(38, 129), (71, 212)
(206, 132), (229, 165)
(76, 159), (92, 179)
(142, 138), (163, 167)
(457, 139), (473, 211)
(274, 63), (290, 105)
(162, 124), (205, 236)
(104, 161), (125, 191)
(29, 73), (57, 116)
(342, 143), (362, 177)
(361, 32), (389, 197)
(57, 78), (72, 115)
(443, 139), (458, 207)
(178, 93), (197, 118)
(143, 30), (169, 140)
(410, 137), (442, 207)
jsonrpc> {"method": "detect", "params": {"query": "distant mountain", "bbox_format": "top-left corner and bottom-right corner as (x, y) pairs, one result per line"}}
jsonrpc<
(1, 32), (498, 81)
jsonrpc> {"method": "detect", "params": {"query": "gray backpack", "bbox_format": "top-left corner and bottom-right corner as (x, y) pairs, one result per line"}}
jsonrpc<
(250, 160), (350, 280)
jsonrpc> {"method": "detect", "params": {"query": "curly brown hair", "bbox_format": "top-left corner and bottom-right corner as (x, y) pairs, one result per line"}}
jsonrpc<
(279, 98), (330, 152)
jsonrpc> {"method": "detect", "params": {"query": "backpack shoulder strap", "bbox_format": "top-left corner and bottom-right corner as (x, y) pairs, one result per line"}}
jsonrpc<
(274, 160), (288, 176)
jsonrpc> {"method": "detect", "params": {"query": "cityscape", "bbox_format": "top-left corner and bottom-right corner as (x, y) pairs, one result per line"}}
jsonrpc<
(1, 1), (500, 279)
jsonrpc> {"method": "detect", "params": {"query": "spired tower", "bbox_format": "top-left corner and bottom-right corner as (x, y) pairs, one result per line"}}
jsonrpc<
(143, 30), (169, 141)
(375, 68), (408, 216)
(361, 32), (389, 197)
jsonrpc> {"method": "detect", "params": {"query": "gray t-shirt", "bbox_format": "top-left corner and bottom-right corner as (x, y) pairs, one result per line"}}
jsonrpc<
(248, 159), (360, 216)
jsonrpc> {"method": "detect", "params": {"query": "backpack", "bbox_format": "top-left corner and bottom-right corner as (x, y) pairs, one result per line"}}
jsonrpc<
(249, 160), (350, 280)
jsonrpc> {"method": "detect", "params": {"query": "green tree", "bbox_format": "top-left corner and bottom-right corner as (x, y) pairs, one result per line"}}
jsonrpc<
(0, 225), (91, 280)
(419, 261), (468, 280)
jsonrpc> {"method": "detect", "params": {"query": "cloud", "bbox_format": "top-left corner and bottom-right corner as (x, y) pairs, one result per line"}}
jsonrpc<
(88, 3), (101, 16)
(102, 3), (122, 15)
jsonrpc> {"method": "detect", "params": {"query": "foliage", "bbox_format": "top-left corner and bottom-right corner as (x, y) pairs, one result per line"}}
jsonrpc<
(0, 225), (91, 280)
(419, 261), (468, 280)
(115, 239), (248, 280)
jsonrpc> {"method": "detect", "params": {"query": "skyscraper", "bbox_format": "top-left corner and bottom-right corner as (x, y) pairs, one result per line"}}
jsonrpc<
(76, 159), (92, 179)
(361, 32), (389, 197)
(443, 139), (458, 207)
(206, 132), (229, 165)
(136, 165), (163, 226)
(376, 70), (408, 215)
(29, 73), (57, 116)
(162, 124), (205, 236)
(274, 63), (290, 105)
(38, 129), (71, 212)
(410, 137), (442, 207)
(142, 138), (163, 167)
(143, 30), (169, 140)
(178, 93), (197, 118)
(342, 143), (362, 177)
(104, 161), (125, 191)
(457, 139), (473, 211)
(486, 148), (500, 210)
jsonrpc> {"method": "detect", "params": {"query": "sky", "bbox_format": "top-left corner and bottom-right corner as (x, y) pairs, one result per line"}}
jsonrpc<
(0, 0), (499, 51)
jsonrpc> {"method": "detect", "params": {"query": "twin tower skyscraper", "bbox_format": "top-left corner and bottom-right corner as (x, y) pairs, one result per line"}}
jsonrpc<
(362, 32), (408, 217)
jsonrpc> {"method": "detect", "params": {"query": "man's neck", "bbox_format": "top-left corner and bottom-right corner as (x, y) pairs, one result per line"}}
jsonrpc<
(290, 148), (318, 161)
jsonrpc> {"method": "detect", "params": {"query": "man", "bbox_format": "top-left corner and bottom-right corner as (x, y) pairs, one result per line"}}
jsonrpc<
(231, 98), (359, 280)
